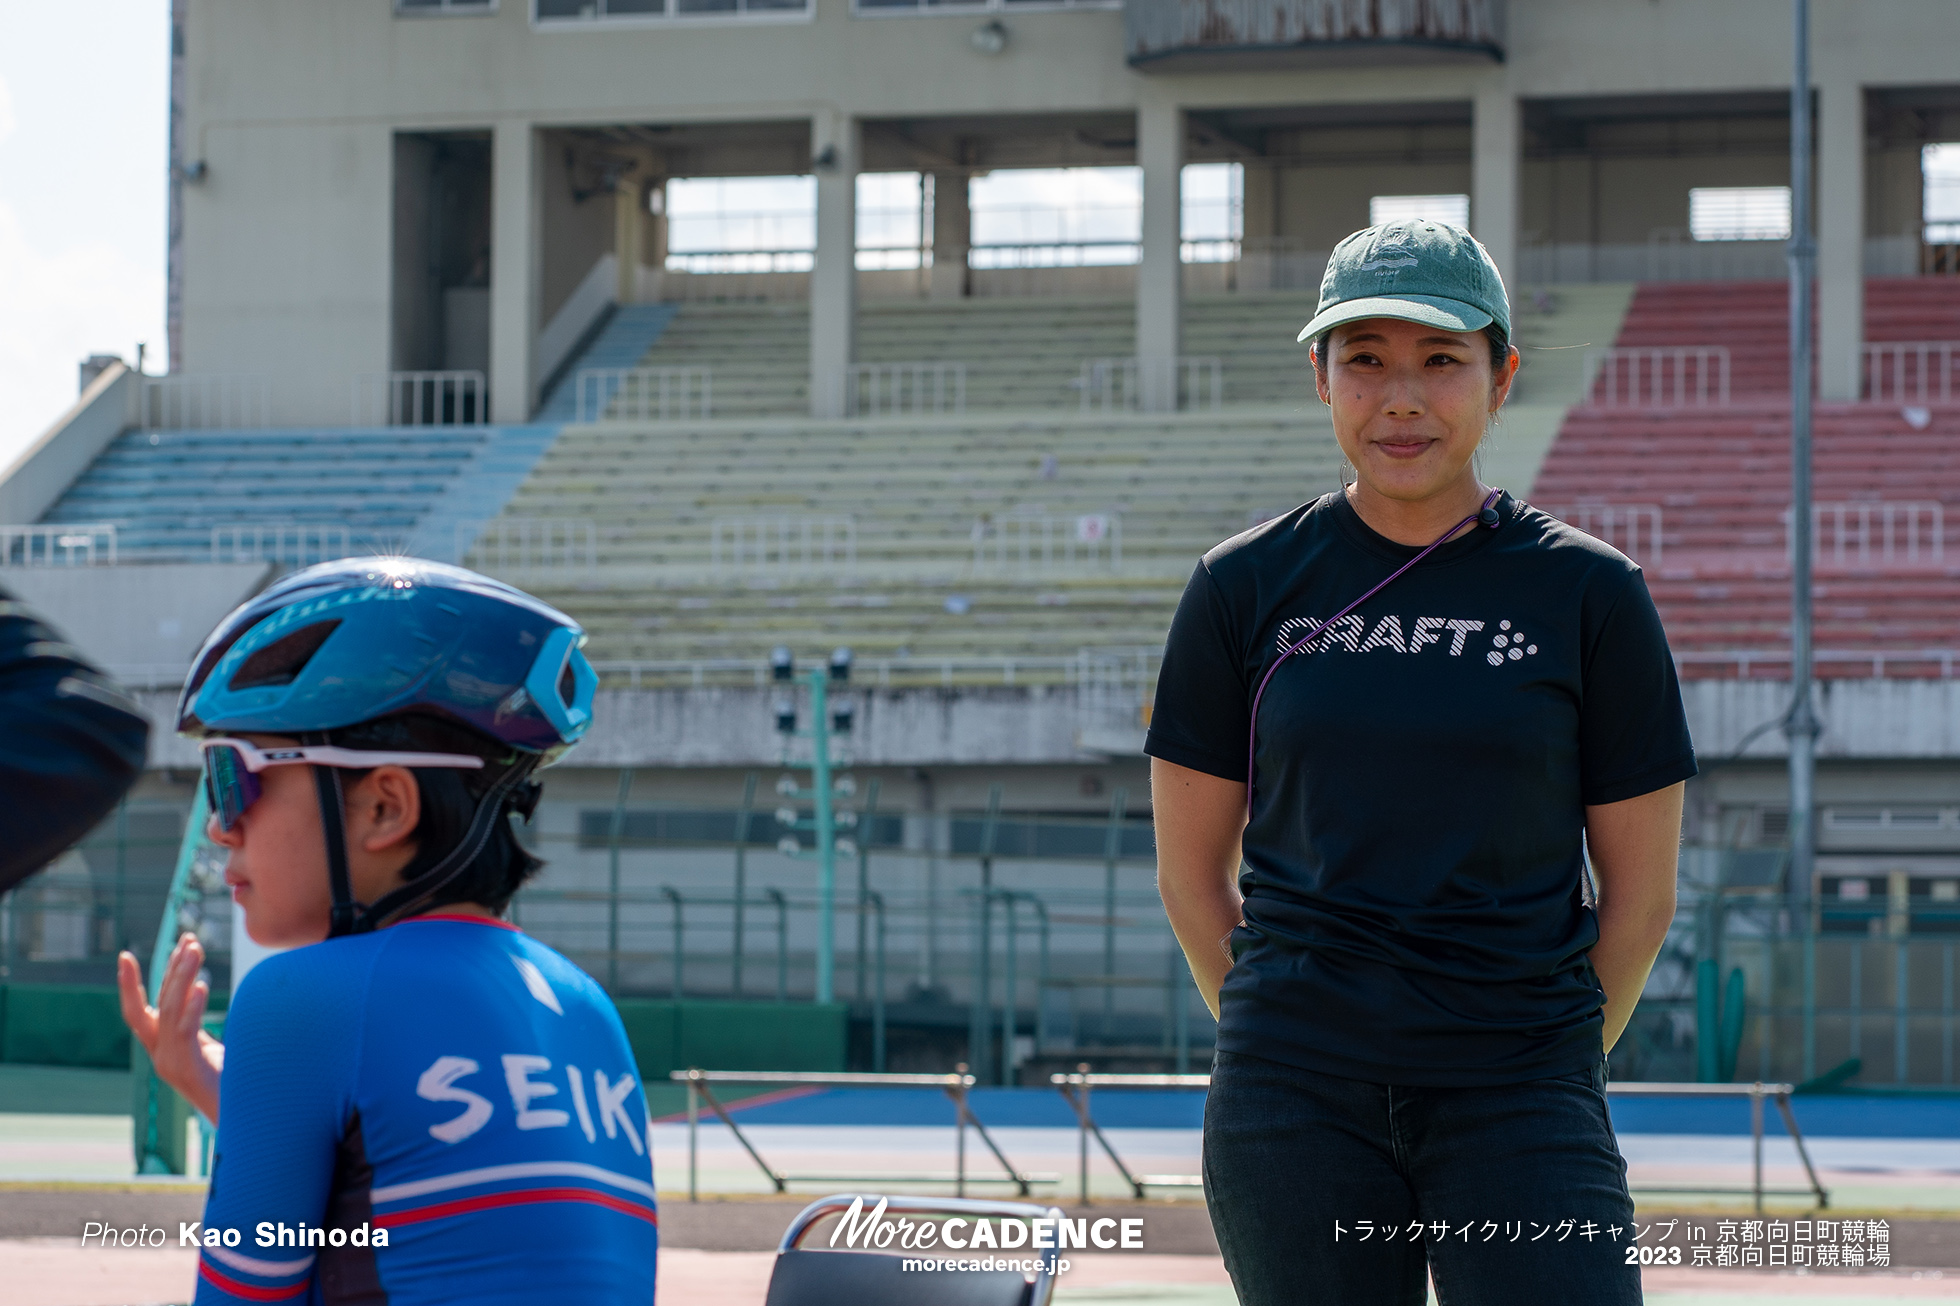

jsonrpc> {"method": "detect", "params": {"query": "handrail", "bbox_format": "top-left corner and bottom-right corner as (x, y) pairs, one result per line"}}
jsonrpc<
(211, 523), (363, 567)
(1785, 501), (1942, 568)
(141, 374), (270, 430)
(1076, 356), (1222, 413)
(710, 515), (856, 576)
(1676, 648), (1960, 678)
(1864, 340), (1958, 404)
(577, 366), (712, 423)
(1541, 503), (1664, 567)
(670, 1066), (1042, 1202)
(0, 523), (117, 567)
(352, 370), (487, 427)
(1582, 346), (1731, 407)
(1049, 1072), (1825, 1211)
(841, 362), (966, 417)
(972, 511), (1122, 575)
(460, 517), (598, 570)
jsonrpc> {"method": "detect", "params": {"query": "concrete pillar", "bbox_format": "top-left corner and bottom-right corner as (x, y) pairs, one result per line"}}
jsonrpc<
(929, 171), (970, 302)
(1239, 162), (1277, 293)
(810, 111), (860, 419)
(615, 178), (644, 305)
(1817, 79), (1866, 401)
(490, 120), (541, 424)
(1472, 81), (1521, 296)
(1135, 98), (1184, 412)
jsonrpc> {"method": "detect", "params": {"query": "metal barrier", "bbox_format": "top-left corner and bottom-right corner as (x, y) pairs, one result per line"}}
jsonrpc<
(140, 375), (270, 430)
(211, 523), (360, 567)
(460, 517), (599, 570)
(671, 1068), (1043, 1202)
(1787, 501), (1942, 568)
(1076, 357), (1222, 413)
(577, 366), (713, 422)
(1864, 342), (1957, 405)
(711, 515), (856, 576)
(1583, 346), (1731, 407)
(972, 511), (1122, 575)
(1051, 1072), (1827, 1212)
(1051, 1070), (1208, 1203)
(1542, 503), (1665, 567)
(842, 362), (966, 417)
(352, 370), (487, 426)
(0, 523), (117, 567)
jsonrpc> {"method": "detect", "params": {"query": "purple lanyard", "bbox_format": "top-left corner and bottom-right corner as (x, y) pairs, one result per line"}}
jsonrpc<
(1244, 488), (1504, 817)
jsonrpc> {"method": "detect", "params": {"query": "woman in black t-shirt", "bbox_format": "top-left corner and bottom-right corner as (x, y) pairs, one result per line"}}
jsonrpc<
(1148, 222), (1694, 1306)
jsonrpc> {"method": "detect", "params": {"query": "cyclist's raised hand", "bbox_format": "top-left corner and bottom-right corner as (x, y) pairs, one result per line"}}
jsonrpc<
(117, 934), (223, 1123)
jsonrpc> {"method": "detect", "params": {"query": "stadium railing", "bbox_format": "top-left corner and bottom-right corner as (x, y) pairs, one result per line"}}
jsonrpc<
(1076, 356), (1223, 413)
(576, 365), (714, 423)
(1863, 341), (1957, 405)
(0, 522), (118, 567)
(1786, 501), (1943, 569)
(140, 375), (271, 430)
(1050, 1071), (1828, 1212)
(1581, 346), (1731, 408)
(458, 517), (599, 572)
(670, 1067), (1043, 1202)
(350, 370), (488, 427)
(1541, 503), (1665, 567)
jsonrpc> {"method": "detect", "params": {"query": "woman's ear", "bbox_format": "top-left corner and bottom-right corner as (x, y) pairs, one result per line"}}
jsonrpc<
(351, 766), (422, 855)
(1310, 342), (1332, 406)
(1489, 345), (1522, 412)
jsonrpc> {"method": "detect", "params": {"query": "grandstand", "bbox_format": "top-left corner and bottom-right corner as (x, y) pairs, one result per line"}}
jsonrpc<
(5, 0), (1960, 1100)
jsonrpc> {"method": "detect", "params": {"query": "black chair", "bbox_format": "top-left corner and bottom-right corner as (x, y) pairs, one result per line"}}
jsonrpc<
(763, 1193), (1065, 1306)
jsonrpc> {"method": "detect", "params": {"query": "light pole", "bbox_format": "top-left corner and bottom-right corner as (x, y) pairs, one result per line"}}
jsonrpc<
(770, 646), (859, 1005)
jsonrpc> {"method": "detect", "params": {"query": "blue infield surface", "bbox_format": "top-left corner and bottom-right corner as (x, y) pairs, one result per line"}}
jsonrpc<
(682, 1087), (1960, 1138)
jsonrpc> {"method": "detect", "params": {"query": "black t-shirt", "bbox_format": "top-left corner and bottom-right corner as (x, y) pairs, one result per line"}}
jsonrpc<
(1145, 490), (1696, 1086)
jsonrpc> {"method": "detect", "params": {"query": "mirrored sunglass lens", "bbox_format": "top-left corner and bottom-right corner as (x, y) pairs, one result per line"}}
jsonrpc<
(205, 746), (260, 831)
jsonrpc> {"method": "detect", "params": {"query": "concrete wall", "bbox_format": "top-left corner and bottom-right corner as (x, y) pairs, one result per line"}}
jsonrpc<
(0, 365), (136, 526)
(7, 563), (271, 679)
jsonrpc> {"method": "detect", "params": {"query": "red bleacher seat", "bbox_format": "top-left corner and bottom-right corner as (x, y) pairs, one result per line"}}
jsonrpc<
(1539, 277), (1960, 678)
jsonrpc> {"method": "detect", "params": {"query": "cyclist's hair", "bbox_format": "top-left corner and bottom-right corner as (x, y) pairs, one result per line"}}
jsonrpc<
(327, 712), (545, 914)
(1309, 322), (1511, 377)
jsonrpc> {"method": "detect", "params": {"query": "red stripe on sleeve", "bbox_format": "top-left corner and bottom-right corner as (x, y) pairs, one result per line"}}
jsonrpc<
(198, 1258), (313, 1302)
(375, 1185), (659, 1229)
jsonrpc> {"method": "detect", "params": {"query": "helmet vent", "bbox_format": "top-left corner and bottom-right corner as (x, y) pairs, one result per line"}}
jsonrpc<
(558, 661), (576, 706)
(229, 620), (343, 691)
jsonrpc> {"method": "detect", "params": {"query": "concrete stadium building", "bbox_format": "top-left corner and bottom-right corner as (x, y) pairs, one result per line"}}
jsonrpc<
(5, 0), (1960, 1084)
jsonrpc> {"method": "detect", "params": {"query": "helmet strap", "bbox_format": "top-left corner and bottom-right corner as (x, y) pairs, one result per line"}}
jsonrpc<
(354, 757), (538, 933)
(307, 741), (360, 939)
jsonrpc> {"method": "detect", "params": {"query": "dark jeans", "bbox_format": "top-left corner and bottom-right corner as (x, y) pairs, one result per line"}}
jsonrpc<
(1202, 1050), (1641, 1306)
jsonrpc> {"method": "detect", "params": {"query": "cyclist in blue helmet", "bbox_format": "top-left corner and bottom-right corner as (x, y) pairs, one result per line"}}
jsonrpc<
(115, 558), (657, 1305)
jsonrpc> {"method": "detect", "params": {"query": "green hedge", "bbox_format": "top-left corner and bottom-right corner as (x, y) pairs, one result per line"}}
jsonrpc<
(0, 984), (128, 1068)
(616, 1000), (848, 1080)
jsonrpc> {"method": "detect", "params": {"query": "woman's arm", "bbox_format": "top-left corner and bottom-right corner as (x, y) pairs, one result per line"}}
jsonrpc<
(1152, 757), (1248, 1020)
(1584, 782), (1685, 1053)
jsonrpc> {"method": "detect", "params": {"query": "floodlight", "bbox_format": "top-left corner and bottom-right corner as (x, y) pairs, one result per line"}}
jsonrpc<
(776, 774), (799, 797)
(773, 697), (797, 733)
(775, 806), (798, 827)
(771, 646), (796, 682)
(833, 776), (856, 798)
(778, 837), (801, 856)
(831, 701), (855, 735)
(835, 839), (859, 858)
(829, 646), (853, 683)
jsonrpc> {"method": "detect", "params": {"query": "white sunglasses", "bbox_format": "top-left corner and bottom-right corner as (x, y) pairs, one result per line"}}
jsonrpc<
(200, 736), (485, 831)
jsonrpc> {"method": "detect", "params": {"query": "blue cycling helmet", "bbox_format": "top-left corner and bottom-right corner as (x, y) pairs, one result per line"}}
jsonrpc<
(179, 557), (599, 935)
(179, 557), (596, 761)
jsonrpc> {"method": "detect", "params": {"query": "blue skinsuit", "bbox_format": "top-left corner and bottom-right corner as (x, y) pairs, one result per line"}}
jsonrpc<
(191, 916), (658, 1303)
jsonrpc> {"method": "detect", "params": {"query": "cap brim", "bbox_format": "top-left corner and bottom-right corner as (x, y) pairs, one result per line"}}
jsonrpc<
(1297, 294), (1494, 343)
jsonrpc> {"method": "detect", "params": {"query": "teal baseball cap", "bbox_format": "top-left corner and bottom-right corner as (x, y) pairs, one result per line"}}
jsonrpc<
(1297, 220), (1510, 345)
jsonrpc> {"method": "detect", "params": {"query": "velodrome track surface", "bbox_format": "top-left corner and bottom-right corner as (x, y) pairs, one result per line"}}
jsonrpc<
(5, 1071), (1960, 1303)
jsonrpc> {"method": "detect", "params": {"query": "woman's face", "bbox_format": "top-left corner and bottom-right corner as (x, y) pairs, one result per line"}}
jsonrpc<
(1313, 317), (1519, 504)
(206, 733), (422, 947)
(208, 734), (337, 948)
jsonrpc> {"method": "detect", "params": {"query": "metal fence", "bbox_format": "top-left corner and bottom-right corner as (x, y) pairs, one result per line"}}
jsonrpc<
(710, 515), (857, 576)
(1583, 346), (1732, 407)
(0, 523), (117, 567)
(972, 511), (1122, 575)
(14, 794), (1960, 1090)
(1787, 501), (1943, 569)
(140, 375), (270, 430)
(352, 370), (488, 426)
(1864, 341), (1957, 405)
(210, 523), (376, 567)
(1542, 503), (1665, 567)
(577, 366), (713, 423)
(460, 517), (599, 571)
(1076, 357), (1222, 413)
(840, 362), (966, 417)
